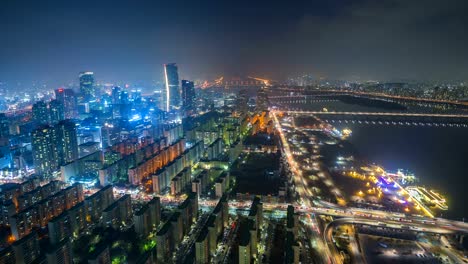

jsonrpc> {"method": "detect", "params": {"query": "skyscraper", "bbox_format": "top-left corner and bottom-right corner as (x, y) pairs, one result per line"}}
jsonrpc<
(237, 89), (249, 113)
(119, 90), (131, 119)
(111, 86), (121, 105)
(55, 120), (78, 165)
(181, 80), (195, 116)
(0, 113), (9, 147)
(255, 87), (269, 111)
(32, 125), (59, 177)
(79, 72), (95, 101)
(32, 101), (49, 125)
(55, 88), (77, 119)
(0, 113), (9, 139)
(111, 86), (122, 118)
(32, 119), (78, 177)
(163, 63), (181, 112)
(49, 100), (64, 124)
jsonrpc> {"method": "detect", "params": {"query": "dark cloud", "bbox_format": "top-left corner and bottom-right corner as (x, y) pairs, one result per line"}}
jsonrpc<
(0, 0), (467, 85)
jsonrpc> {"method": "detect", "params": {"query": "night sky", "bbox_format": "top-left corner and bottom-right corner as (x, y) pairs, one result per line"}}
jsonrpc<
(1, 0), (467, 85)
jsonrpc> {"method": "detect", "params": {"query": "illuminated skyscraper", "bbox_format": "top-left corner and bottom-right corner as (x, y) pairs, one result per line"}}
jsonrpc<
(49, 100), (64, 124)
(32, 125), (59, 177)
(255, 87), (269, 111)
(32, 101), (49, 125)
(55, 120), (78, 165)
(181, 80), (195, 116)
(119, 90), (131, 119)
(0, 113), (9, 139)
(163, 63), (181, 112)
(55, 88), (77, 119)
(32, 120), (78, 177)
(237, 89), (249, 113)
(79, 71), (95, 101)
(111, 86), (121, 105)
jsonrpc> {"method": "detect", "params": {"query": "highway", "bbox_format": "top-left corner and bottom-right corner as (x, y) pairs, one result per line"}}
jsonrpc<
(324, 217), (468, 264)
(196, 199), (468, 234)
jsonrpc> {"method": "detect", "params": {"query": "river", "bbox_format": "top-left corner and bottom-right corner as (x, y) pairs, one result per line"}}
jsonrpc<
(301, 100), (468, 220)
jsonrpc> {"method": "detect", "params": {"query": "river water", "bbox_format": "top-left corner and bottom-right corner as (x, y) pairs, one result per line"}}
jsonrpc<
(301, 101), (468, 220)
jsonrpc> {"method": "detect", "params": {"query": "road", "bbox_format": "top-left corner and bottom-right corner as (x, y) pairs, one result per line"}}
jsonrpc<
(324, 217), (468, 264)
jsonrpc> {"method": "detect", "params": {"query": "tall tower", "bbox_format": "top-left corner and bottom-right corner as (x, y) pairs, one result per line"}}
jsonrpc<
(32, 101), (49, 125)
(163, 63), (181, 112)
(49, 100), (64, 124)
(79, 71), (95, 101)
(255, 87), (269, 112)
(237, 89), (249, 114)
(0, 113), (9, 146)
(32, 125), (59, 177)
(181, 80), (195, 116)
(55, 120), (78, 165)
(111, 86), (122, 105)
(55, 88), (77, 119)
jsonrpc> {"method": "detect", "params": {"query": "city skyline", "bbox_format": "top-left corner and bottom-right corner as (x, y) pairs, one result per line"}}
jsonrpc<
(1, 0), (468, 86)
(0, 1), (467, 263)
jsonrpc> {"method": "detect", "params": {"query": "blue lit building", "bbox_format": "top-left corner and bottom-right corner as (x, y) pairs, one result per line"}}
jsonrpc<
(79, 71), (95, 101)
(163, 63), (181, 112)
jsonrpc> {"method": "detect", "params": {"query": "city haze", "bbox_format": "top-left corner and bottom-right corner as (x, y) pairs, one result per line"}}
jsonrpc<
(1, 0), (468, 86)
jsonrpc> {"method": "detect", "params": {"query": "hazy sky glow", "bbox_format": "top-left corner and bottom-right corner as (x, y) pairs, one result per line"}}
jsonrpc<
(1, 0), (467, 85)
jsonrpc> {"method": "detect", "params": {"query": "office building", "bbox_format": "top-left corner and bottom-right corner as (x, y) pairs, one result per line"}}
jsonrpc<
(55, 88), (77, 119)
(111, 86), (122, 105)
(255, 87), (269, 111)
(237, 89), (249, 113)
(49, 100), (65, 124)
(79, 72), (95, 101)
(181, 80), (195, 116)
(0, 113), (10, 142)
(163, 63), (181, 112)
(32, 101), (49, 125)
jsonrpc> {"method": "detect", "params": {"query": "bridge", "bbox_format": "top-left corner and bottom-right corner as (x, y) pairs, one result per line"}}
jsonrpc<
(283, 111), (468, 118)
(268, 87), (468, 109)
(280, 110), (468, 125)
